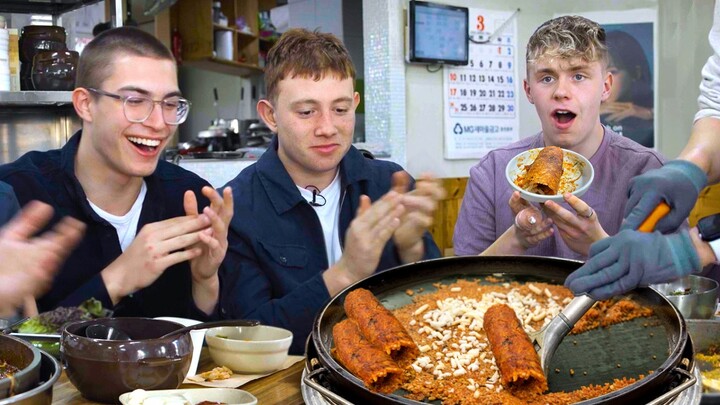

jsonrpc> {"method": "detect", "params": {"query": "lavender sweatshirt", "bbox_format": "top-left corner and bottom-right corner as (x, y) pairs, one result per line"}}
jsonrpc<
(453, 127), (665, 261)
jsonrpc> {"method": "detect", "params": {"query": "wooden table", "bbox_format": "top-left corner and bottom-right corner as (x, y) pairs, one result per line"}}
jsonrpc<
(51, 350), (306, 405)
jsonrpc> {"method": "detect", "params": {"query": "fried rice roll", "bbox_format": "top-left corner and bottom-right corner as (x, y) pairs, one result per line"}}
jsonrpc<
(344, 288), (419, 366)
(484, 303), (548, 394)
(332, 319), (404, 393)
(520, 146), (564, 195)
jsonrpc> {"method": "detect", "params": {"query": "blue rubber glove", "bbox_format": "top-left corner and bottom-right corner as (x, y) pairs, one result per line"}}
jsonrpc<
(622, 160), (707, 233)
(564, 229), (701, 300)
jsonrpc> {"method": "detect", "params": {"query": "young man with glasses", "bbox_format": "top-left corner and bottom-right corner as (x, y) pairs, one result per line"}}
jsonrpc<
(0, 27), (232, 319)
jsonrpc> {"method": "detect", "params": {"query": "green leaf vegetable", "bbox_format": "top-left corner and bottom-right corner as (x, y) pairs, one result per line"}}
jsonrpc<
(17, 298), (107, 334)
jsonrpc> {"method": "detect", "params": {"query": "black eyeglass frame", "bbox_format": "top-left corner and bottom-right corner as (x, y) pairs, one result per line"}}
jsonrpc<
(86, 87), (192, 125)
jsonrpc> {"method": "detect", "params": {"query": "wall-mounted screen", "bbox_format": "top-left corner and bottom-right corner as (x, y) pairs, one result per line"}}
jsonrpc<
(407, 1), (469, 66)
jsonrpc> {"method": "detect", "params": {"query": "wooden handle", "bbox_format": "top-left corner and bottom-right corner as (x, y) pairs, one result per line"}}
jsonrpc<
(637, 202), (671, 233)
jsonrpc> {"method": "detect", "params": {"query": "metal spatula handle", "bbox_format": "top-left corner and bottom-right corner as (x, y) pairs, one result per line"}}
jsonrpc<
(538, 202), (669, 373)
(538, 294), (595, 374)
(558, 294), (596, 327)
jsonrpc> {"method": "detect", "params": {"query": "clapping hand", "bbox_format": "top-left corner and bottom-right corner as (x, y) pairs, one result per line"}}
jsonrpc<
(325, 192), (404, 295)
(0, 201), (85, 315)
(184, 186), (234, 313)
(391, 171), (445, 263)
(184, 186), (234, 283)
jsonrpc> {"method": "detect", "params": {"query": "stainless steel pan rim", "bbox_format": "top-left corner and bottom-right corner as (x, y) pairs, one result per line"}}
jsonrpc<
(308, 255), (695, 404)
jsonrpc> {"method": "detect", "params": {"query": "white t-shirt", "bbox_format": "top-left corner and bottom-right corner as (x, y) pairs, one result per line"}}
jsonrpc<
(88, 181), (147, 252)
(297, 172), (342, 266)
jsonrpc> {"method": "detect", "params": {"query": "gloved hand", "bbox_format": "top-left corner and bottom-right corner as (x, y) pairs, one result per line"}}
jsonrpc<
(622, 160), (707, 233)
(564, 229), (701, 300)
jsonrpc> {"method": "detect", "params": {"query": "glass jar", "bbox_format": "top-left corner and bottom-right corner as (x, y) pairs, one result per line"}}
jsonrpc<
(19, 25), (67, 90)
(31, 50), (78, 91)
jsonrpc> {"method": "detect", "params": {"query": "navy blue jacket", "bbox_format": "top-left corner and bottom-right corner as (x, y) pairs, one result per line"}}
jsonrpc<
(0, 181), (19, 226)
(220, 139), (440, 354)
(0, 132), (214, 319)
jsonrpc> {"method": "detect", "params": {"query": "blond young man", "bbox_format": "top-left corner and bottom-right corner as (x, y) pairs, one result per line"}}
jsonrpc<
(455, 16), (665, 260)
(220, 29), (444, 354)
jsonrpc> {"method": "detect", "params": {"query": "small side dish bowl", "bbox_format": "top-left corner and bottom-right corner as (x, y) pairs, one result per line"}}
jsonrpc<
(205, 325), (292, 374)
(505, 147), (594, 203)
(120, 388), (258, 405)
(651, 275), (719, 319)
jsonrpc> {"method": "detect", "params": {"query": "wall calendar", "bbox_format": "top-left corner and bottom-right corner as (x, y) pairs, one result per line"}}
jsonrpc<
(444, 8), (519, 160)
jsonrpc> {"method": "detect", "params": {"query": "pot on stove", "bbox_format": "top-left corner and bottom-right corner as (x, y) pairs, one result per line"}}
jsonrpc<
(198, 127), (228, 152)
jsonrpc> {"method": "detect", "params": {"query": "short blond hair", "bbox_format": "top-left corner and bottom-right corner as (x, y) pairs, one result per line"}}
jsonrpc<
(526, 15), (608, 68)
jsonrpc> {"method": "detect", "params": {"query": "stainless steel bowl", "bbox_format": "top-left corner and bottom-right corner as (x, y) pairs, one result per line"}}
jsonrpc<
(0, 352), (61, 405)
(0, 334), (42, 399)
(686, 319), (720, 401)
(652, 275), (719, 319)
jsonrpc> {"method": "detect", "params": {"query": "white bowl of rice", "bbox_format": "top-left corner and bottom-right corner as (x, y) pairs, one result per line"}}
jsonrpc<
(505, 147), (594, 203)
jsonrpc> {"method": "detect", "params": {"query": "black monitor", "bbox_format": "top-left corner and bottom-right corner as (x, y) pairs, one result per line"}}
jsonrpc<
(407, 1), (469, 66)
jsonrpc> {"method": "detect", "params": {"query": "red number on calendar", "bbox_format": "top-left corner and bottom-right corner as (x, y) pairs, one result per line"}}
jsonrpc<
(477, 15), (485, 31)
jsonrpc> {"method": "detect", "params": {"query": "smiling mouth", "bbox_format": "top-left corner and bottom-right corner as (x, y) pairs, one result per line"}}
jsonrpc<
(554, 110), (577, 124)
(128, 136), (162, 152)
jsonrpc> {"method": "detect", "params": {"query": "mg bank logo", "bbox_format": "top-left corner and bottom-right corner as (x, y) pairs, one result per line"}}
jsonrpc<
(453, 123), (463, 134)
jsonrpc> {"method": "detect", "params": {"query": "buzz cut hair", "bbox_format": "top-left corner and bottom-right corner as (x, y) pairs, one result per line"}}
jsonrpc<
(76, 26), (175, 90)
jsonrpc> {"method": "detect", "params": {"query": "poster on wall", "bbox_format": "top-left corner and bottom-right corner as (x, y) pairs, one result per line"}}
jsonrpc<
(443, 8), (520, 160)
(567, 9), (657, 149)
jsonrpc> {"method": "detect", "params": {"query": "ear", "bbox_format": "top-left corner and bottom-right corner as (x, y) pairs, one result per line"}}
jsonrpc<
(523, 79), (534, 104)
(257, 99), (278, 133)
(600, 70), (613, 102)
(72, 88), (93, 122)
(353, 91), (360, 111)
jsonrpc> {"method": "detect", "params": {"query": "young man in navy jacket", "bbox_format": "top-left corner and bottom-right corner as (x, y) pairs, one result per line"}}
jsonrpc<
(220, 29), (444, 354)
(0, 28), (232, 319)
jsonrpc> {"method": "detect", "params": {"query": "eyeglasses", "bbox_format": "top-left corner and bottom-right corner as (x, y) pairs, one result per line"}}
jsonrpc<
(86, 88), (191, 125)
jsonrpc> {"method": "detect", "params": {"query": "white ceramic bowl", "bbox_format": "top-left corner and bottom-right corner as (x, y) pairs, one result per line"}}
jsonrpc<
(120, 388), (257, 405)
(505, 147), (594, 203)
(205, 326), (293, 374)
(154, 317), (205, 378)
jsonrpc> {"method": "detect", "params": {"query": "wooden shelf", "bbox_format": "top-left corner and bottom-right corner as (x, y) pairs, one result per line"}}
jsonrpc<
(238, 30), (259, 41)
(259, 37), (276, 46)
(212, 23), (235, 32)
(183, 58), (263, 77)
(175, 0), (266, 76)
